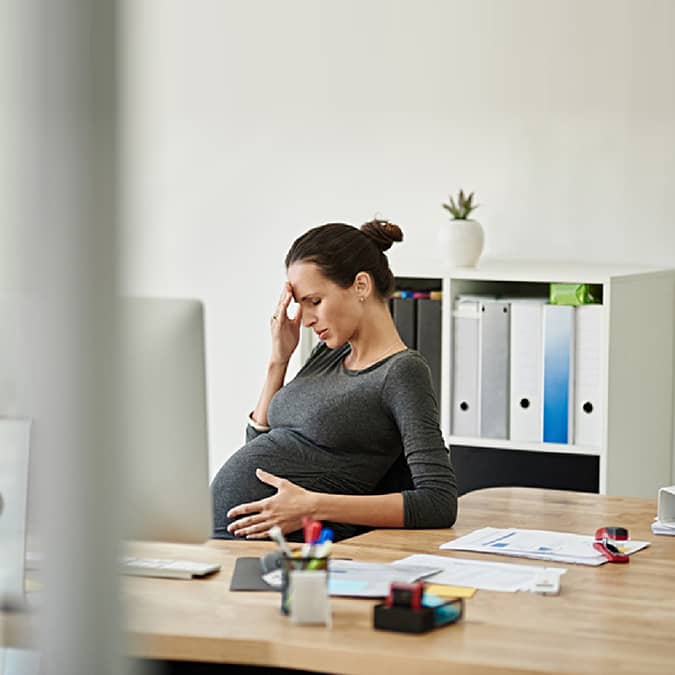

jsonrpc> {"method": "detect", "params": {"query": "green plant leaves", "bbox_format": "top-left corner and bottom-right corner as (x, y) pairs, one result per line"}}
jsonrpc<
(442, 189), (479, 220)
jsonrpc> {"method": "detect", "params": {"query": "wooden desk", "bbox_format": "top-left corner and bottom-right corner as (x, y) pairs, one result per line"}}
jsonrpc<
(3, 488), (674, 673)
(122, 487), (675, 674)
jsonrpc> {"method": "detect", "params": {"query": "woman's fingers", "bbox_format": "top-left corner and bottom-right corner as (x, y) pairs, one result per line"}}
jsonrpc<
(255, 468), (285, 489)
(227, 511), (264, 533)
(291, 302), (303, 326)
(272, 285), (293, 324)
(226, 498), (264, 519)
(228, 513), (274, 537)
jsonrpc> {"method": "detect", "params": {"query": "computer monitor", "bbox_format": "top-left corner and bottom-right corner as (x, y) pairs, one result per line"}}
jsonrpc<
(119, 297), (212, 543)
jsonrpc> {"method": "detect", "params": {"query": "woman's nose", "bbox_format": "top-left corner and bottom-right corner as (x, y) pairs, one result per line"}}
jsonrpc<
(303, 312), (316, 328)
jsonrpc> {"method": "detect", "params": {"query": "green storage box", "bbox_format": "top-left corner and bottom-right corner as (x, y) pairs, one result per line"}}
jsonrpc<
(549, 283), (601, 306)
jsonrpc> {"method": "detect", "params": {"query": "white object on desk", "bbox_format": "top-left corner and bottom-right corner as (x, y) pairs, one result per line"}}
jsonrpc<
(120, 557), (220, 580)
(529, 572), (561, 595)
(289, 570), (332, 627)
(653, 485), (675, 535)
(657, 485), (675, 521)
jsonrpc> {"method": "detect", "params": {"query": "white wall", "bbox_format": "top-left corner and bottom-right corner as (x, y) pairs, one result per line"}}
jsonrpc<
(120, 0), (675, 481)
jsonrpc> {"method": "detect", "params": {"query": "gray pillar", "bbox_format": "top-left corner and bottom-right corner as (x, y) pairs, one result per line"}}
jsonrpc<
(2, 1), (126, 674)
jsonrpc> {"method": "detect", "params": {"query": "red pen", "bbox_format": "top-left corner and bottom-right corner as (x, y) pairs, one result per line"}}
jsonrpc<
(302, 517), (322, 556)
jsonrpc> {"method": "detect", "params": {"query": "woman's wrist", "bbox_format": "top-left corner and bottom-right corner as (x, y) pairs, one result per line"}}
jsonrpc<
(306, 490), (323, 521)
(267, 357), (290, 371)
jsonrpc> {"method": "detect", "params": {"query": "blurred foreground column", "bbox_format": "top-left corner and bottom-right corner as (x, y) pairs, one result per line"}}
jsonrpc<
(3, 1), (125, 673)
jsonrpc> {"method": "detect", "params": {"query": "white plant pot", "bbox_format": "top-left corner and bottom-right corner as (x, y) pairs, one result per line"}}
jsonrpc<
(438, 219), (484, 268)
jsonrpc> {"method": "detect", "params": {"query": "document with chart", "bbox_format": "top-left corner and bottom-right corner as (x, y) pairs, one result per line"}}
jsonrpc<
(440, 527), (649, 566)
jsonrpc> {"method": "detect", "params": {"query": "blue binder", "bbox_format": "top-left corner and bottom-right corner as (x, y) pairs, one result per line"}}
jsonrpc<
(542, 305), (575, 443)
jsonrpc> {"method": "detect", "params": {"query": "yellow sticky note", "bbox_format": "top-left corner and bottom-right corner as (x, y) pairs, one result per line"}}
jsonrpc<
(425, 583), (476, 599)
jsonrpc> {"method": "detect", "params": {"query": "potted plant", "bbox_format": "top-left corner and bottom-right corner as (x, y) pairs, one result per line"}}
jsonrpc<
(439, 189), (484, 268)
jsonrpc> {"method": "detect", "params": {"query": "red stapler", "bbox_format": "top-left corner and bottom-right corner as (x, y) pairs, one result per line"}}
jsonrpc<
(593, 526), (630, 563)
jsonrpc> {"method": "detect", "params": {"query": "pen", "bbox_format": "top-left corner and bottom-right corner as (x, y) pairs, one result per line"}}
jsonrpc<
(317, 527), (333, 545)
(301, 517), (322, 557)
(312, 527), (333, 558)
(268, 525), (293, 558)
(314, 540), (332, 558)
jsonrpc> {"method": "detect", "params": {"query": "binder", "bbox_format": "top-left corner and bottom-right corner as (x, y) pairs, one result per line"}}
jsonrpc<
(573, 304), (604, 447)
(392, 298), (416, 349)
(478, 300), (510, 439)
(542, 304), (575, 444)
(416, 298), (442, 402)
(509, 300), (545, 442)
(451, 300), (480, 436)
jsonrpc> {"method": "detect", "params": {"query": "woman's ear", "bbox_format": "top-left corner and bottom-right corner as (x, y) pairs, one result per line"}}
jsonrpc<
(354, 271), (372, 302)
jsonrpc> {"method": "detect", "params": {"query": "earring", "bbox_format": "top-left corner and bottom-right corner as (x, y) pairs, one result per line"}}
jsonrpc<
(359, 296), (365, 303)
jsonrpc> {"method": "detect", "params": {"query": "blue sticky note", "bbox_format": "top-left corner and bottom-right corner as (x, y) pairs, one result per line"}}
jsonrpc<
(328, 579), (369, 595)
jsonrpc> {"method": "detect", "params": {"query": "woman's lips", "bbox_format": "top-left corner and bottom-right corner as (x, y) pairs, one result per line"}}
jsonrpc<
(317, 329), (328, 340)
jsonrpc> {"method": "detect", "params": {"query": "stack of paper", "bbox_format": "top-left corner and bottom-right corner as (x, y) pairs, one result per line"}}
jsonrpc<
(651, 518), (675, 535)
(440, 527), (650, 566)
(392, 553), (566, 593)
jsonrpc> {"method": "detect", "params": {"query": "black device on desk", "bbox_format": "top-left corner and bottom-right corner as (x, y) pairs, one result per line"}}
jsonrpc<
(374, 582), (464, 634)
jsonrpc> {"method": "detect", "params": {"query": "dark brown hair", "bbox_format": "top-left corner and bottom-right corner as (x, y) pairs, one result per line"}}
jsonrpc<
(284, 219), (404, 299)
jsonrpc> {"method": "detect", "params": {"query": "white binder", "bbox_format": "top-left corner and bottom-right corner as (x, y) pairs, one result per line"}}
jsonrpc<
(479, 300), (511, 439)
(509, 301), (545, 442)
(451, 300), (480, 437)
(542, 305), (575, 444)
(574, 304), (604, 447)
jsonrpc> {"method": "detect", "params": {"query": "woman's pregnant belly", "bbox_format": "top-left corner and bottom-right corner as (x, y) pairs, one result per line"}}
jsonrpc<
(210, 429), (377, 541)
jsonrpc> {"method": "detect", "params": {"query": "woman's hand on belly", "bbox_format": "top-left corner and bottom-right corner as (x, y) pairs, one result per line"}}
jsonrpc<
(226, 468), (316, 538)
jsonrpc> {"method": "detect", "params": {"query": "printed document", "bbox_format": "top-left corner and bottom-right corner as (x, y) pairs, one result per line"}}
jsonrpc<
(440, 527), (649, 565)
(392, 553), (566, 593)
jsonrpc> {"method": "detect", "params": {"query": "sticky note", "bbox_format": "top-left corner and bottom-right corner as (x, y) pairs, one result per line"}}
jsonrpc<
(424, 583), (476, 599)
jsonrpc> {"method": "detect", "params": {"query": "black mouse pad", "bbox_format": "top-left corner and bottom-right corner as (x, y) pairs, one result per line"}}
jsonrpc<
(229, 557), (277, 592)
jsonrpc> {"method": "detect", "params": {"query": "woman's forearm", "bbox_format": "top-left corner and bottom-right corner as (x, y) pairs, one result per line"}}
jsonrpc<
(251, 361), (289, 426)
(309, 492), (404, 528)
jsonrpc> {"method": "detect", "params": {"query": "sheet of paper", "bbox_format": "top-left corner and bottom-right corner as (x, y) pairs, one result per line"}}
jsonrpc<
(652, 518), (675, 536)
(440, 527), (650, 565)
(263, 559), (442, 597)
(326, 559), (441, 597)
(393, 553), (566, 593)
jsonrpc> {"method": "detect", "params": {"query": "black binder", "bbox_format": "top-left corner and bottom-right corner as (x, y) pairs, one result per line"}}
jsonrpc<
(416, 298), (442, 402)
(392, 298), (416, 349)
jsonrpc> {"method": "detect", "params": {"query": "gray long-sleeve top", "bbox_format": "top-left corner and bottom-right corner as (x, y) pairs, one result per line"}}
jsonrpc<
(211, 342), (457, 541)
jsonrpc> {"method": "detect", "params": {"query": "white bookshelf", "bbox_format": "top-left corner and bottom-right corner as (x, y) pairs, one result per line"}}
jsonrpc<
(386, 257), (675, 498)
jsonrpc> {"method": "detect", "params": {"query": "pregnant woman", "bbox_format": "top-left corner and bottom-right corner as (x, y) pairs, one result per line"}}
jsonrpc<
(211, 219), (457, 541)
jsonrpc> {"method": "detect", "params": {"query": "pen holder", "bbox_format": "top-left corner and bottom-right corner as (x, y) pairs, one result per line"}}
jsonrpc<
(280, 554), (331, 625)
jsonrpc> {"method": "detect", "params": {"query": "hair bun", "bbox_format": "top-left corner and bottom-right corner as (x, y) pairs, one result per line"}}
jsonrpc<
(360, 219), (404, 252)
